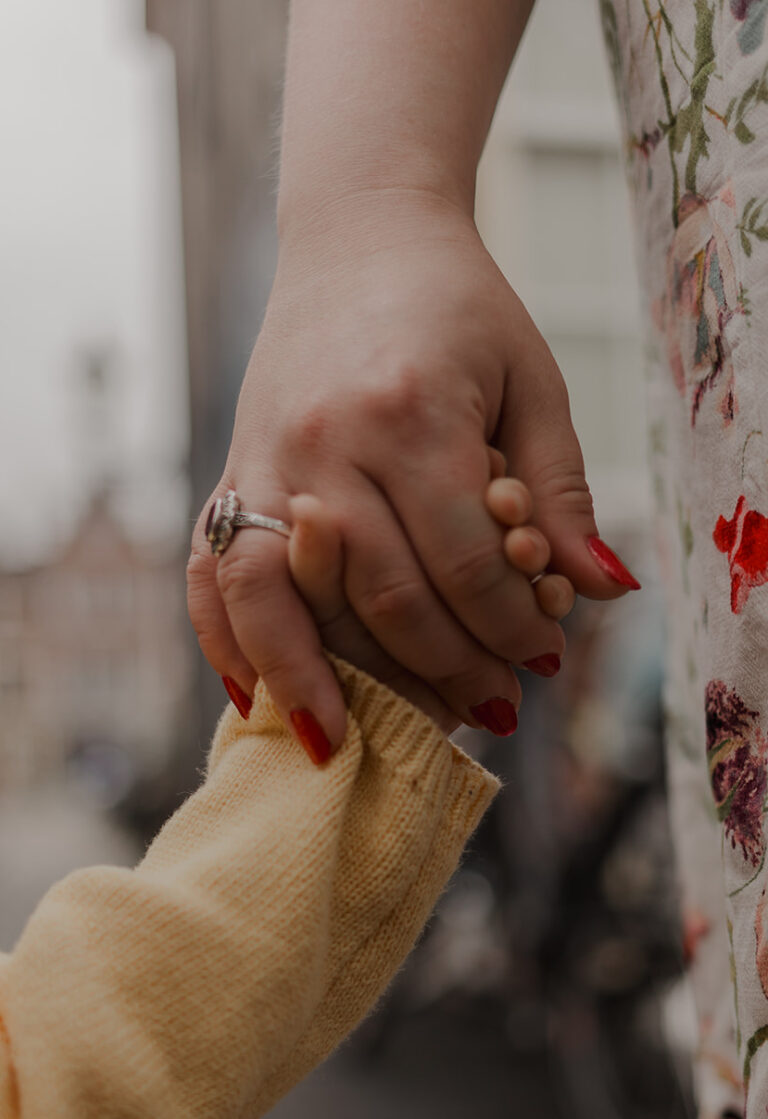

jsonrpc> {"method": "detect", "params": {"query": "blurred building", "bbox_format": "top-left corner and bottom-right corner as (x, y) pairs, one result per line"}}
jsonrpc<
(146, 0), (289, 740)
(0, 489), (191, 792)
(0, 1), (195, 791)
(0, 2), (189, 571)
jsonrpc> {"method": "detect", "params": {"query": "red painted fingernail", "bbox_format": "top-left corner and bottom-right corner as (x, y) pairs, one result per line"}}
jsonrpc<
(523, 654), (561, 677)
(290, 708), (333, 765)
(222, 676), (253, 719)
(586, 536), (641, 590)
(469, 698), (518, 737)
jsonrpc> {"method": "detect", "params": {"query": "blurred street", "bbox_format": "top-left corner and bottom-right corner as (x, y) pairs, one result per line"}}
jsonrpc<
(269, 999), (554, 1119)
(0, 782), (139, 951)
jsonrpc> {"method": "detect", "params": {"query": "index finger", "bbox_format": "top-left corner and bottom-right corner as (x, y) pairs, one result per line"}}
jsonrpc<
(190, 496), (350, 763)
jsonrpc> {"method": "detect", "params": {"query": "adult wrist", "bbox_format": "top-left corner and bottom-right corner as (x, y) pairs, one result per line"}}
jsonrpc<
(275, 182), (477, 272)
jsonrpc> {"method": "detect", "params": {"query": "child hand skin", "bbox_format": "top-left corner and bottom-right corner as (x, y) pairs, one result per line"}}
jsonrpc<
(282, 468), (575, 751)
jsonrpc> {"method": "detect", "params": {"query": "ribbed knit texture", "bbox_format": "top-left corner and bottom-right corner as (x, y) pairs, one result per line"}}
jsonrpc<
(0, 654), (499, 1117)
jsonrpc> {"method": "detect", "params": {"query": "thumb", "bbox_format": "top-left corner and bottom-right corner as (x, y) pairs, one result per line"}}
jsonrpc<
(497, 340), (640, 601)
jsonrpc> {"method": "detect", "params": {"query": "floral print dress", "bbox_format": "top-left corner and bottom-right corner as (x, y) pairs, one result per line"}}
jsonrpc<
(600, 2), (768, 1115)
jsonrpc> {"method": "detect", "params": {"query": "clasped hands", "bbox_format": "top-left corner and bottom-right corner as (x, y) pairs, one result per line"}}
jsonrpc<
(187, 198), (639, 761)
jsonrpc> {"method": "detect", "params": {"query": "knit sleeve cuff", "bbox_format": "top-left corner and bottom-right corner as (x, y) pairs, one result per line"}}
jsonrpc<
(208, 651), (500, 835)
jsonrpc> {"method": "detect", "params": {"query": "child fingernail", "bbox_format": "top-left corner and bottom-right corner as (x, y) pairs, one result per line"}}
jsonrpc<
(586, 536), (641, 590)
(290, 708), (333, 765)
(523, 654), (561, 677)
(469, 697), (518, 736)
(222, 676), (253, 719)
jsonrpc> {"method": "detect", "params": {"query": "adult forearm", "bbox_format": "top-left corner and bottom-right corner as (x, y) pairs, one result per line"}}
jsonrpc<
(277, 0), (535, 233)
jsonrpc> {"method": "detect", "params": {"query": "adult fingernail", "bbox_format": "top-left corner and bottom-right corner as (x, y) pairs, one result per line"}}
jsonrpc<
(222, 676), (253, 719)
(469, 698), (518, 736)
(523, 654), (561, 677)
(586, 536), (641, 590)
(290, 708), (333, 765)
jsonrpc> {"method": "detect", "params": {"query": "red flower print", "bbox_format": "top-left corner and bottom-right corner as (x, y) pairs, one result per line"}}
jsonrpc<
(713, 495), (768, 613)
(706, 680), (767, 868)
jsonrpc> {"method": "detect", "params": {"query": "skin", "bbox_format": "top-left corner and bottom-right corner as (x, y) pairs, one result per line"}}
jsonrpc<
(287, 477), (576, 736)
(187, 0), (634, 752)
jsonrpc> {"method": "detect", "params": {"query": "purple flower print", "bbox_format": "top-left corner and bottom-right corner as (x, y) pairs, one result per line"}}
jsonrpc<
(706, 680), (768, 867)
(707, 679), (757, 748)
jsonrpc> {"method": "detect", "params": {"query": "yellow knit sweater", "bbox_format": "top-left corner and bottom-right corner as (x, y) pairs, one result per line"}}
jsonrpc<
(0, 655), (499, 1117)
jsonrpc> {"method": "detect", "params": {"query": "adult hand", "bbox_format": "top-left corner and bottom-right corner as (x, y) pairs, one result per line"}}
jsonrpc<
(187, 193), (636, 756)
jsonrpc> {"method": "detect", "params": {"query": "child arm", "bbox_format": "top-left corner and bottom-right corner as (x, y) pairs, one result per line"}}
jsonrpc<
(0, 659), (497, 1118)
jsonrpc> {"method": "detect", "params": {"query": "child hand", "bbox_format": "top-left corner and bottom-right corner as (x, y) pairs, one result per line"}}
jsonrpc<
(287, 492), (460, 736)
(485, 451), (576, 631)
(285, 471), (575, 748)
(485, 474), (576, 666)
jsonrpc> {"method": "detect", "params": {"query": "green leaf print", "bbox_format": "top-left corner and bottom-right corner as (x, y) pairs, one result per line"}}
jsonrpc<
(641, 0), (716, 223)
(641, 0), (682, 220)
(728, 63), (768, 145)
(737, 196), (768, 256)
(672, 0), (716, 198)
(738, 285), (753, 317)
(599, 0), (622, 99)
(744, 1024), (768, 1087)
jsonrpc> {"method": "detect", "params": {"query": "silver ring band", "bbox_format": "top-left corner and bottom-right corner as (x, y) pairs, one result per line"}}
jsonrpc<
(232, 511), (292, 538)
(206, 490), (291, 556)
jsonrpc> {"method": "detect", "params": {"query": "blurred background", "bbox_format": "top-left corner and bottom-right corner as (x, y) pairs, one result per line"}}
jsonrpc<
(0, 1), (695, 1116)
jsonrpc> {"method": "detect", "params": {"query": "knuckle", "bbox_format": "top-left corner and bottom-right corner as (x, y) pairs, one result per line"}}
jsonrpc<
(363, 364), (434, 433)
(215, 549), (275, 605)
(186, 546), (212, 586)
(441, 543), (507, 601)
(285, 400), (333, 456)
(548, 484), (596, 527)
(186, 551), (218, 622)
(251, 646), (304, 685)
(534, 459), (595, 516)
(356, 574), (427, 628)
(564, 484), (596, 521)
